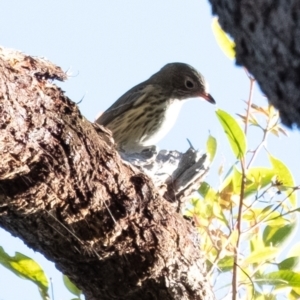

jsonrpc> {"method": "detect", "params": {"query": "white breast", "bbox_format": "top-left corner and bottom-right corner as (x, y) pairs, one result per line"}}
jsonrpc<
(141, 98), (183, 146)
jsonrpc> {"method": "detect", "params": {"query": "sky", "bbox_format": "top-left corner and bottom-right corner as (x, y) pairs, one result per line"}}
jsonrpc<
(0, 1), (300, 300)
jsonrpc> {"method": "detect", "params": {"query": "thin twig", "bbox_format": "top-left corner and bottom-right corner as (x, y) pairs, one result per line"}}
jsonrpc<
(244, 71), (255, 136)
(247, 130), (267, 169)
(235, 262), (255, 300)
(232, 157), (246, 300)
(247, 120), (279, 169)
(247, 104), (281, 169)
(50, 277), (54, 300)
(232, 71), (255, 300)
(241, 189), (296, 234)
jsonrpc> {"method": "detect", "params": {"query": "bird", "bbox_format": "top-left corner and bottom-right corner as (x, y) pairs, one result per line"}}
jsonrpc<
(96, 62), (215, 153)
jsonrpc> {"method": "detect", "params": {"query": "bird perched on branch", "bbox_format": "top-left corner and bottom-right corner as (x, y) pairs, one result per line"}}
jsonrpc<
(96, 62), (215, 153)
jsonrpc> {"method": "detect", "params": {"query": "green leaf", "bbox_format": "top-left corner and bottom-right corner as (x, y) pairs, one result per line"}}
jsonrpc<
(243, 247), (279, 265)
(212, 200), (230, 227)
(198, 182), (218, 204)
(217, 256), (234, 272)
(261, 270), (300, 288)
(263, 223), (296, 248)
(206, 134), (217, 163)
(244, 167), (275, 198)
(198, 182), (211, 198)
(211, 18), (235, 59)
(289, 289), (300, 300)
(269, 154), (296, 207)
(63, 274), (82, 297)
(0, 247), (49, 300)
(249, 229), (266, 254)
(219, 167), (275, 205)
(278, 257), (300, 270)
(243, 207), (286, 228)
(252, 293), (276, 300)
(229, 166), (241, 193)
(219, 166), (243, 207)
(216, 109), (247, 159)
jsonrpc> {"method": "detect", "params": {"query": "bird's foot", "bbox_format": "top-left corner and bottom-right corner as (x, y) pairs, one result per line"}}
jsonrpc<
(140, 145), (158, 158)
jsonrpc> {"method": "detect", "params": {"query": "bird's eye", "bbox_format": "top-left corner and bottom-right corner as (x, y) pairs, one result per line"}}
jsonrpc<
(185, 79), (194, 89)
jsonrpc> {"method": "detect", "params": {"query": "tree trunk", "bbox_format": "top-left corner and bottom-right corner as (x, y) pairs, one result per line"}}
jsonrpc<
(209, 0), (300, 128)
(0, 47), (214, 300)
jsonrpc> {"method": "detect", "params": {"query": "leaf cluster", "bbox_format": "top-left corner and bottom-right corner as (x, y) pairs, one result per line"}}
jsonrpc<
(0, 246), (83, 299)
(185, 102), (299, 299)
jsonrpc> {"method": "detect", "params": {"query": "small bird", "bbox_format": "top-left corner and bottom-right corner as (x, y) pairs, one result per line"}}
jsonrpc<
(96, 62), (215, 153)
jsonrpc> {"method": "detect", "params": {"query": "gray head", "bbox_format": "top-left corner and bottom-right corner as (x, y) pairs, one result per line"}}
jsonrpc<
(149, 62), (216, 104)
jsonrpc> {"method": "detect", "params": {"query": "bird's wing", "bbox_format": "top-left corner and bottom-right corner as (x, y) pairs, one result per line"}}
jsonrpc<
(96, 81), (153, 126)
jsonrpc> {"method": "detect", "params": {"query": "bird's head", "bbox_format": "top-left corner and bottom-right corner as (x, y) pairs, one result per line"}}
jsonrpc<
(151, 62), (216, 104)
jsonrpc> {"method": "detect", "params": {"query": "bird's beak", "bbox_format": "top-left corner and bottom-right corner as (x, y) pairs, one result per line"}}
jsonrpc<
(201, 92), (216, 104)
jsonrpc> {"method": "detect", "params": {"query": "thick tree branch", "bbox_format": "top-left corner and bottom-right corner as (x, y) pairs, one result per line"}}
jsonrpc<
(209, 0), (300, 127)
(0, 47), (213, 300)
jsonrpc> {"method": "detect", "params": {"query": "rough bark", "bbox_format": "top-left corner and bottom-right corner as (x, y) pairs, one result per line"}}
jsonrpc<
(0, 47), (214, 300)
(209, 0), (300, 128)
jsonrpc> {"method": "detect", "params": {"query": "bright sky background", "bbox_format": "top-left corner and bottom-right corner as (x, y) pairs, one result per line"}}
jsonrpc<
(1, 1), (300, 300)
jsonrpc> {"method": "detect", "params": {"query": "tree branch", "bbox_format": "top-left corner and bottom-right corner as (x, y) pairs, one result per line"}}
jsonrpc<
(0, 47), (214, 300)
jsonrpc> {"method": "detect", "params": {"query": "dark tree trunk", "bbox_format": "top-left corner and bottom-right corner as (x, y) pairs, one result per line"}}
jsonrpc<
(209, 0), (300, 128)
(0, 48), (214, 299)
